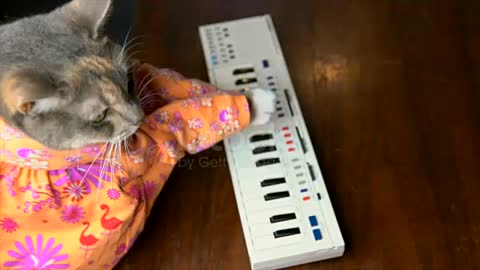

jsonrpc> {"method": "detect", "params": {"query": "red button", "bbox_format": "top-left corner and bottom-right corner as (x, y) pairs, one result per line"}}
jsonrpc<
(282, 127), (289, 131)
(284, 134), (292, 138)
(286, 141), (293, 145)
(303, 196), (311, 201)
(289, 148), (295, 152)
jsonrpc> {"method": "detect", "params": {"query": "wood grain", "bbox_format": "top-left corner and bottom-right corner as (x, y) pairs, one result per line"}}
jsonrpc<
(117, 0), (480, 269)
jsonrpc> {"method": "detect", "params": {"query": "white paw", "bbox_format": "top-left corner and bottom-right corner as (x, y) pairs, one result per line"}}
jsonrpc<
(247, 88), (276, 126)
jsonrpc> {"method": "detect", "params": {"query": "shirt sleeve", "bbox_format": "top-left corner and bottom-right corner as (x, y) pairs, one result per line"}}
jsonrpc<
(135, 63), (220, 102)
(139, 92), (251, 162)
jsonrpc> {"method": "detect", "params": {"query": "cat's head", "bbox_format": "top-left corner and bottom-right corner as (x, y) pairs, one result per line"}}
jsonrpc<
(0, 0), (144, 150)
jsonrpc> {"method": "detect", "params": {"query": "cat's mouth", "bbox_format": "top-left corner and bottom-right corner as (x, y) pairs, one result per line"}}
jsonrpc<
(110, 125), (140, 144)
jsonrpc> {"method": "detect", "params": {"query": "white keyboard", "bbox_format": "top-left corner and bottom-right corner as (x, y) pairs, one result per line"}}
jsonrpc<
(199, 15), (345, 270)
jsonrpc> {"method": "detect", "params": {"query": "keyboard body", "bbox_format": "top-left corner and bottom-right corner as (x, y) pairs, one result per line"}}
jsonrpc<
(199, 15), (345, 270)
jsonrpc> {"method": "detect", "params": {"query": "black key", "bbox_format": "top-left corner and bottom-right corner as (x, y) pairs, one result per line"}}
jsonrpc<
(274, 227), (301, 238)
(296, 127), (307, 153)
(235, 78), (258, 86)
(308, 163), (316, 181)
(256, 158), (281, 167)
(270, 213), (296, 223)
(261, 178), (286, 187)
(253, 146), (277, 155)
(264, 191), (290, 201)
(233, 67), (254, 75)
(250, 134), (273, 142)
(284, 89), (295, 116)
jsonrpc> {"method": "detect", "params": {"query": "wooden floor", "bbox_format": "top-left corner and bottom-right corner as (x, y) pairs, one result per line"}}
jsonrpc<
(117, 0), (480, 269)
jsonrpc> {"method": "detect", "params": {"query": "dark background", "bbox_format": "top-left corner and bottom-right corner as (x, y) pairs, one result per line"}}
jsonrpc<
(3, 1), (480, 270)
(1, 0), (135, 43)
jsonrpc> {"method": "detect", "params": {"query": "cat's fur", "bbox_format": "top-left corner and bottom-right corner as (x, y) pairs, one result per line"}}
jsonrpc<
(0, 0), (276, 150)
(0, 0), (143, 150)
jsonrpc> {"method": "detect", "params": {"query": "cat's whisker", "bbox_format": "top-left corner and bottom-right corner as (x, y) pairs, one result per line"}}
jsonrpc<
(110, 143), (119, 189)
(125, 42), (144, 55)
(121, 41), (145, 66)
(78, 144), (108, 192)
(96, 142), (115, 203)
(139, 93), (161, 102)
(118, 27), (133, 64)
(118, 33), (144, 65)
(136, 75), (158, 98)
(136, 75), (165, 98)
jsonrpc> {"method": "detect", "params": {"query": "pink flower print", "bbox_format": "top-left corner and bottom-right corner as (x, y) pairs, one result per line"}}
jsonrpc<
(51, 161), (114, 190)
(210, 121), (240, 137)
(187, 136), (207, 153)
(0, 125), (25, 140)
(115, 243), (127, 256)
(128, 184), (142, 200)
(17, 159), (48, 170)
(201, 97), (213, 107)
(17, 148), (52, 160)
(62, 180), (89, 202)
(3, 235), (70, 269)
(144, 181), (158, 201)
(4, 167), (19, 197)
(0, 149), (14, 159)
(164, 140), (182, 159)
(81, 145), (102, 157)
(160, 174), (168, 182)
(0, 218), (19, 233)
(65, 154), (81, 163)
(107, 188), (121, 200)
(61, 205), (85, 224)
(145, 145), (157, 161)
(128, 150), (145, 164)
(189, 80), (214, 97)
(154, 111), (169, 125)
(188, 118), (203, 129)
(158, 88), (174, 101)
(128, 181), (157, 201)
(120, 177), (128, 186)
(182, 98), (201, 109)
(219, 106), (239, 123)
(168, 112), (184, 133)
(145, 117), (157, 130)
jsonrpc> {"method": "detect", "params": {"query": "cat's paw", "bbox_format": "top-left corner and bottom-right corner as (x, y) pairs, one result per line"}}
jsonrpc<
(246, 88), (277, 126)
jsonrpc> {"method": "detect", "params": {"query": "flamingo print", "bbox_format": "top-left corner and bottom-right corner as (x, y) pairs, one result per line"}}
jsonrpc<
(100, 204), (123, 236)
(80, 222), (99, 260)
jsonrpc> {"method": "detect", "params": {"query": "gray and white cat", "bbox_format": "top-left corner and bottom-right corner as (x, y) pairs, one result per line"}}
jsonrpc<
(0, 0), (275, 150)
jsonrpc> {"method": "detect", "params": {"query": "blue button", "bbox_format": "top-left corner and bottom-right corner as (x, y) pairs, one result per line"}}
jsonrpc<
(313, 229), (323, 240)
(301, 188), (308, 193)
(309, 216), (318, 227)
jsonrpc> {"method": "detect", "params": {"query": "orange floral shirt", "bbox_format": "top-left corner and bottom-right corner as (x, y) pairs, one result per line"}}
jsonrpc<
(0, 63), (250, 269)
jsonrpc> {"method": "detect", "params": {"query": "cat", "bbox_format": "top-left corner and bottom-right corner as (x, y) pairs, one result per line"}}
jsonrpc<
(0, 0), (276, 150)
(0, 1), (277, 268)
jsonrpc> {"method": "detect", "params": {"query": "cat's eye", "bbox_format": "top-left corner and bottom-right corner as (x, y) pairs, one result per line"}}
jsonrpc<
(92, 109), (108, 125)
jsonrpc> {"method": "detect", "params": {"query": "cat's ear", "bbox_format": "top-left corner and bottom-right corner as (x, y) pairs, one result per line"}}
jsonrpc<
(1, 71), (63, 116)
(63, 0), (113, 38)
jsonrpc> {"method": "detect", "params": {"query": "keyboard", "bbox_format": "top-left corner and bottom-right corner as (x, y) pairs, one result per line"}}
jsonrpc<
(199, 15), (345, 270)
